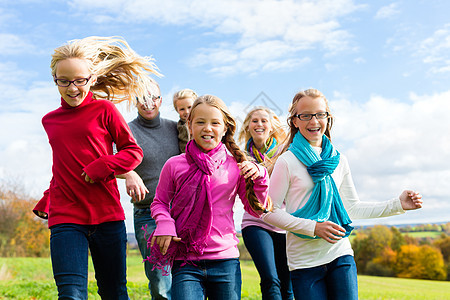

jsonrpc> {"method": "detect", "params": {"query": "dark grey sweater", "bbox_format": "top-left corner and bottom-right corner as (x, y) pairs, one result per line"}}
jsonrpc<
(128, 113), (180, 209)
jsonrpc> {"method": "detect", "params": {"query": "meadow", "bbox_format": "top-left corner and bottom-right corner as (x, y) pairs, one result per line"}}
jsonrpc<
(1, 251), (449, 299)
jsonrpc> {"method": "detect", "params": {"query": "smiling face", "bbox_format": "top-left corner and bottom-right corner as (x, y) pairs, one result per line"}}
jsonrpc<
(248, 109), (272, 148)
(188, 103), (227, 152)
(175, 97), (194, 121)
(55, 58), (96, 107)
(136, 84), (161, 120)
(292, 95), (329, 147)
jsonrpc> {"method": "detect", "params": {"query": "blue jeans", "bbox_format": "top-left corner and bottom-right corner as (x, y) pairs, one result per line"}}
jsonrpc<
(290, 255), (358, 300)
(242, 226), (293, 300)
(50, 221), (129, 300)
(172, 259), (241, 300)
(134, 207), (171, 299)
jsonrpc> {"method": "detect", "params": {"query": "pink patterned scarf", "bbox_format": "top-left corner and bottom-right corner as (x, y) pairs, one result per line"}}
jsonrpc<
(145, 140), (226, 274)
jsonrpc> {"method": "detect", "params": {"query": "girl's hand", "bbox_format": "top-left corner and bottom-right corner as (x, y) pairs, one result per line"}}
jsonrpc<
(150, 235), (182, 255)
(81, 171), (94, 184)
(314, 221), (346, 244)
(238, 161), (259, 180)
(124, 171), (149, 202)
(399, 190), (423, 210)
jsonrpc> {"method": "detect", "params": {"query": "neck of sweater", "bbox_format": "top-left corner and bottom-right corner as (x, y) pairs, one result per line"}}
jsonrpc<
(137, 112), (161, 128)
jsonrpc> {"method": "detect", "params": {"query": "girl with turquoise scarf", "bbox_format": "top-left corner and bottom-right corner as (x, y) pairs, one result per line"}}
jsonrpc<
(262, 89), (423, 300)
(238, 107), (293, 300)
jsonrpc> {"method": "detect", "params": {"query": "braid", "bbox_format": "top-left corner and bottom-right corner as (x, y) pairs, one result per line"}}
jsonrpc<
(223, 130), (273, 213)
(190, 94), (272, 213)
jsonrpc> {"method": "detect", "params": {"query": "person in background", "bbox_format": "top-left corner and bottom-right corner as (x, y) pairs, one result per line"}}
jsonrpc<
(148, 95), (272, 300)
(238, 106), (293, 300)
(34, 36), (159, 299)
(119, 81), (180, 299)
(262, 88), (423, 300)
(172, 88), (197, 153)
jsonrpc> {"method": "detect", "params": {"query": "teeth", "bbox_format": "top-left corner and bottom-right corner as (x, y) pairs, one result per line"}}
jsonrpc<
(202, 136), (213, 140)
(255, 129), (264, 132)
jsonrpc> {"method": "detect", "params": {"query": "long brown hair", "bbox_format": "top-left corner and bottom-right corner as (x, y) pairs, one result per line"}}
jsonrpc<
(189, 95), (272, 213)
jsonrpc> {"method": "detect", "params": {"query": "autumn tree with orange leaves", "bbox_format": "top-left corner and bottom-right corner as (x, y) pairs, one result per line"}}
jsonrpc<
(0, 183), (49, 257)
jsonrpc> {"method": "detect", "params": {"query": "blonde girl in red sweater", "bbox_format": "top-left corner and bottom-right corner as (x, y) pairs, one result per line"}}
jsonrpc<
(34, 36), (159, 299)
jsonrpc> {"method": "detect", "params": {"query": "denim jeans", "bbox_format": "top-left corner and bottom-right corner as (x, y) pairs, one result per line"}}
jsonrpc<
(242, 226), (293, 300)
(171, 259), (241, 300)
(290, 255), (358, 300)
(50, 221), (129, 300)
(134, 207), (171, 299)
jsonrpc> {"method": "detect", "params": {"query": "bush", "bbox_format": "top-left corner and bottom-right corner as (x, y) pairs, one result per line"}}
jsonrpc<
(0, 184), (49, 257)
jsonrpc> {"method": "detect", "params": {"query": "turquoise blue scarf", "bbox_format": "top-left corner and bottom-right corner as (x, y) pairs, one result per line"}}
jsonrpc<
(288, 132), (353, 239)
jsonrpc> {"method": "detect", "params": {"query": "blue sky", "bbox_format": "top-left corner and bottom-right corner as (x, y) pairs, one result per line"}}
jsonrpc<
(1, 0), (449, 233)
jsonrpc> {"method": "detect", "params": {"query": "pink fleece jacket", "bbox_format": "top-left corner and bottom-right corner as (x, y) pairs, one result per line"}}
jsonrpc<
(150, 149), (269, 261)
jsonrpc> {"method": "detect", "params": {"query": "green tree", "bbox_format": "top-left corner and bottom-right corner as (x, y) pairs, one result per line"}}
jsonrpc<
(434, 234), (450, 263)
(366, 247), (396, 277)
(390, 226), (405, 251)
(352, 225), (393, 273)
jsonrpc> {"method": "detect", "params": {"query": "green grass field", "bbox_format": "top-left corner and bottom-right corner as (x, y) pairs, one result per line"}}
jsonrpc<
(402, 231), (444, 239)
(1, 253), (449, 299)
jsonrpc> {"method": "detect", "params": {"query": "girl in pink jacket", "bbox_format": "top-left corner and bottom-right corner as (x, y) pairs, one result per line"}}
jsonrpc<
(147, 95), (272, 300)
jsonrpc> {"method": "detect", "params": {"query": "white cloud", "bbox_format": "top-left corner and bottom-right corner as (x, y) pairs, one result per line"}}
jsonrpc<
(418, 23), (450, 74)
(353, 57), (365, 64)
(0, 33), (36, 55)
(330, 91), (450, 224)
(374, 3), (400, 20)
(69, 0), (361, 75)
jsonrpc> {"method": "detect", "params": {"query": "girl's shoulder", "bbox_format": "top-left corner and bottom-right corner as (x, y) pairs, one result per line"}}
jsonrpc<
(279, 150), (297, 163)
(92, 98), (116, 110)
(159, 153), (189, 177)
(163, 152), (186, 164)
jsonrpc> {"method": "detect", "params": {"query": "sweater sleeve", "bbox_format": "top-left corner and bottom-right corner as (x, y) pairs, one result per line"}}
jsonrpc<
(33, 188), (50, 219)
(237, 163), (270, 218)
(338, 156), (405, 219)
(83, 103), (143, 182)
(150, 160), (178, 237)
(261, 156), (316, 237)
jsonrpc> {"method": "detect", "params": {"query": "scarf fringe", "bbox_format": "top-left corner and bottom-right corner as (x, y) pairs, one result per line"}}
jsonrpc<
(143, 224), (209, 276)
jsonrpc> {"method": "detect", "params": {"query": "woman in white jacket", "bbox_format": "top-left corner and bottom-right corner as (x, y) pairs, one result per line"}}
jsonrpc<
(262, 88), (422, 300)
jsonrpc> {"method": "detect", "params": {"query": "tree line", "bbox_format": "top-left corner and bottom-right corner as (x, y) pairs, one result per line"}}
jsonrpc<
(352, 225), (449, 281)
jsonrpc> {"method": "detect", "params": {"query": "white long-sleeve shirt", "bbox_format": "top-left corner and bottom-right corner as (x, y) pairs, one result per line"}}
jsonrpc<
(262, 149), (404, 270)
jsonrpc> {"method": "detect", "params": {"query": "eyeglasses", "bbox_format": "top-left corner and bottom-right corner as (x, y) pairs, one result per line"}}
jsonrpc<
(144, 94), (161, 103)
(143, 94), (161, 108)
(54, 75), (92, 87)
(294, 112), (329, 121)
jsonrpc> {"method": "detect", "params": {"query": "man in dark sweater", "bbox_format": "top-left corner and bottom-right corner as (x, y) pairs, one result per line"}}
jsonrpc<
(121, 86), (180, 300)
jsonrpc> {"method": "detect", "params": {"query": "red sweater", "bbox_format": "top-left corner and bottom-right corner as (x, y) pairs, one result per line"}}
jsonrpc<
(36, 92), (143, 227)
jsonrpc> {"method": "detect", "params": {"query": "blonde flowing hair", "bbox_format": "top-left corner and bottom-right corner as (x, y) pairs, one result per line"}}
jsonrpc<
(238, 106), (287, 172)
(189, 95), (272, 213)
(50, 36), (161, 106)
(238, 106), (286, 146)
